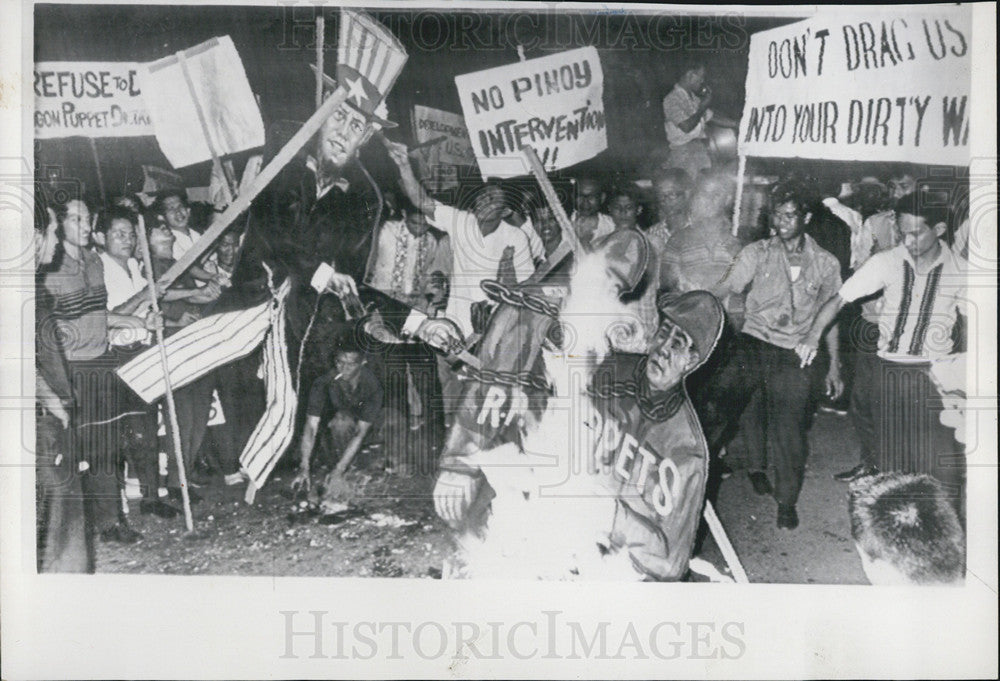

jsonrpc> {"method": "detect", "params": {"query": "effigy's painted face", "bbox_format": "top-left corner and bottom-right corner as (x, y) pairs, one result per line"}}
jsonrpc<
(319, 103), (374, 168)
(646, 320), (698, 392)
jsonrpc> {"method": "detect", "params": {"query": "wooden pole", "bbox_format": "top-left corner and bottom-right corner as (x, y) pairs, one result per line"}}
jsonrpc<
(156, 87), (350, 289)
(88, 138), (106, 204)
(521, 145), (581, 257)
(703, 500), (748, 583)
(315, 13), (325, 111)
(134, 215), (194, 532)
(731, 154), (747, 237)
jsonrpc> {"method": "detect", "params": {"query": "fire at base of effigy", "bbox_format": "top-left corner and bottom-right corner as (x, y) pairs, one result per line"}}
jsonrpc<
(448, 253), (655, 581)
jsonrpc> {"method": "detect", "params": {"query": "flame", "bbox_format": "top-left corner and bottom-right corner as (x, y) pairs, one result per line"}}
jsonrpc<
(456, 252), (645, 580)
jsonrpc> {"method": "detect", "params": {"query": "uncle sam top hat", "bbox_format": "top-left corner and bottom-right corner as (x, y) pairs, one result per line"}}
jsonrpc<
(310, 9), (408, 129)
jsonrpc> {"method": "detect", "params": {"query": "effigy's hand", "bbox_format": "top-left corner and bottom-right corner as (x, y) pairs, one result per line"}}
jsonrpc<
(325, 272), (359, 299)
(416, 317), (464, 355)
(433, 470), (480, 527)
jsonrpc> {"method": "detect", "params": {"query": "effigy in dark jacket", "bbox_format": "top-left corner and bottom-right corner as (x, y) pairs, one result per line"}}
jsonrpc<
(219, 156), (380, 398)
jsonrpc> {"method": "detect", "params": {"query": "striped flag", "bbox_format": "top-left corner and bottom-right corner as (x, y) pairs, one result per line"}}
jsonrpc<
(116, 292), (283, 403)
(335, 10), (407, 117)
(118, 282), (297, 493)
(239, 288), (297, 489)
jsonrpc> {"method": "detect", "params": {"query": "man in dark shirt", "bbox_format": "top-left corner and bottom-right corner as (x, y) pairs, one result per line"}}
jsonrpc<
(292, 343), (389, 514)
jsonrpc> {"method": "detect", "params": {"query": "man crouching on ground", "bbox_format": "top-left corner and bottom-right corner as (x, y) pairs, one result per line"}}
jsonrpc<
(291, 340), (401, 515)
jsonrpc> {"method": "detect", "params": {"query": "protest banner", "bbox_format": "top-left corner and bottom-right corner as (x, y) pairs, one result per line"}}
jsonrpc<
(455, 46), (606, 178)
(413, 104), (476, 166)
(34, 61), (153, 139)
(739, 6), (971, 166)
(138, 36), (265, 169)
(412, 104), (475, 191)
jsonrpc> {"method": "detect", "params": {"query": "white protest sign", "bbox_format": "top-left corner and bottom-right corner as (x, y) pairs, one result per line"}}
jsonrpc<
(138, 36), (265, 168)
(739, 7), (971, 166)
(411, 105), (472, 191)
(34, 62), (153, 139)
(455, 47), (606, 179)
(412, 104), (476, 166)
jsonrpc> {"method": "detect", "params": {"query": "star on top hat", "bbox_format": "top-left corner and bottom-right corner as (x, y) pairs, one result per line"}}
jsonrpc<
(311, 10), (408, 128)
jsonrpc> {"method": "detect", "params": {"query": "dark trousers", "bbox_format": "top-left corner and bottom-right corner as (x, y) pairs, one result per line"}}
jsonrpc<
(739, 335), (816, 507)
(850, 348), (881, 468)
(688, 322), (749, 457)
(37, 414), (91, 573)
(856, 356), (965, 518)
(68, 350), (160, 524)
(67, 356), (129, 532)
(205, 351), (266, 475)
(163, 374), (214, 488)
(846, 317), (882, 468)
(110, 346), (161, 501)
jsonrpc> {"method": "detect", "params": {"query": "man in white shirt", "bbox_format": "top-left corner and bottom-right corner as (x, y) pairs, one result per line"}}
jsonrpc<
(819, 170), (912, 482)
(386, 141), (536, 339)
(155, 191), (224, 287)
(92, 206), (152, 347)
(570, 176), (616, 250)
(797, 193), (966, 518)
(368, 192), (452, 310)
(662, 63), (737, 181)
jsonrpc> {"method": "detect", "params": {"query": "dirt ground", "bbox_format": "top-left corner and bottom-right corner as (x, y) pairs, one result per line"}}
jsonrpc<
(97, 411), (868, 584)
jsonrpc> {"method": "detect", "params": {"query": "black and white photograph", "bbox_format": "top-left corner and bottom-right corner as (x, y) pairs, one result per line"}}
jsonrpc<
(2, 1), (997, 678)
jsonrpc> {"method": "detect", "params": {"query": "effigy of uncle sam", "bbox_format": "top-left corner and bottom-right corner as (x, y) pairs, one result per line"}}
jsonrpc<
(300, 12), (460, 354)
(121, 11), (421, 499)
(302, 9), (407, 301)
(430, 224), (726, 580)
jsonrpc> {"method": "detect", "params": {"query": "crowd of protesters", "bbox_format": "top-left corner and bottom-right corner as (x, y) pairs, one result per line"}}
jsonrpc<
(34, 60), (967, 582)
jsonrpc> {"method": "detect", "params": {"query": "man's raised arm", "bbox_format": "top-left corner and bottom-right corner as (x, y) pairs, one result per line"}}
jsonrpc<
(384, 139), (436, 220)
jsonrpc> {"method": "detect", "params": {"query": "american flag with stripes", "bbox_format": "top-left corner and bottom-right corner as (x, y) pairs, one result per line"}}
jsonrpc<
(117, 282), (296, 493)
(335, 10), (407, 121)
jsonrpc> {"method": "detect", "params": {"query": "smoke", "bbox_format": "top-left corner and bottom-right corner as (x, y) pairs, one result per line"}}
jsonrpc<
(456, 251), (644, 580)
